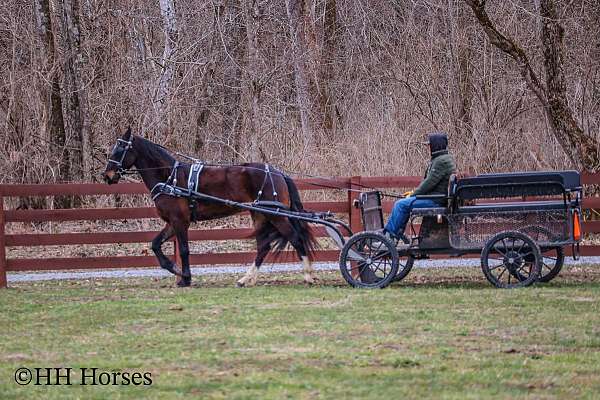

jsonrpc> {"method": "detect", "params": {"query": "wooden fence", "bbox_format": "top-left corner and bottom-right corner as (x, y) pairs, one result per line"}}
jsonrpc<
(2, 174), (600, 287)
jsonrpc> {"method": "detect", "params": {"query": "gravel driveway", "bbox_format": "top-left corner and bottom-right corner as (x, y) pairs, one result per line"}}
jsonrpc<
(8, 257), (600, 283)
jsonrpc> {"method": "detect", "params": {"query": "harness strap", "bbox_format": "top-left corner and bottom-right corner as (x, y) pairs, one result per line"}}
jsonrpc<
(168, 161), (180, 186)
(255, 164), (278, 203)
(187, 163), (204, 193)
(151, 161), (180, 202)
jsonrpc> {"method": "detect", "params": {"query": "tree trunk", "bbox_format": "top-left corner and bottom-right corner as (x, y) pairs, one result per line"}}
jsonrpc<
(286, 0), (315, 150)
(320, 0), (337, 132)
(447, 0), (473, 140)
(243, 0), (262, 161)
(219, 0), (245, 162)
(464, 0), (600, 171)
(155, 0), (178, 131)
(193, 7), (218, 155)
(34, 0), (70, 206)
(539, 0), (600, 171)
(56, 0), (92, 181)
(34, 0), (69, 182)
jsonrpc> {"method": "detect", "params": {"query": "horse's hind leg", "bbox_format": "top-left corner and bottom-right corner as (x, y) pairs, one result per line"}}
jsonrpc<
(270, 218), (317, 284)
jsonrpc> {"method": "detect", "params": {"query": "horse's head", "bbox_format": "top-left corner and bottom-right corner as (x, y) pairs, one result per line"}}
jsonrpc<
(103, 127), (136, 184)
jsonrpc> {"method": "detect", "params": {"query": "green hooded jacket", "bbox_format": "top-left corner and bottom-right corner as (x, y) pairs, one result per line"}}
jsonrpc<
(412, 151), (457, 197)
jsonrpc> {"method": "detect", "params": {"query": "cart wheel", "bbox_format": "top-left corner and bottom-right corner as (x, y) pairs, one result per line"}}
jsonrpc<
(481, 231), (541, 288)
(518, 226), (564, 283)
(393, 255), (415, 282)
(339, 232), (399, 289)
(523, 247), (564, 283)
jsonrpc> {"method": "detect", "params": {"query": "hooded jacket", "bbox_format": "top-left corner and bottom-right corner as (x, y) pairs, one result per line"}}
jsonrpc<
(412, 133), (456, 197)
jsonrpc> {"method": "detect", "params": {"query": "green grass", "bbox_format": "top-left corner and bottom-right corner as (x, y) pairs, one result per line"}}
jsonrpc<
(2, 266), (600, 399)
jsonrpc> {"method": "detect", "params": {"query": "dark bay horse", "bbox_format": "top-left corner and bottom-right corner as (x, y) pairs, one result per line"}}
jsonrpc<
(102, 128), (317, 287)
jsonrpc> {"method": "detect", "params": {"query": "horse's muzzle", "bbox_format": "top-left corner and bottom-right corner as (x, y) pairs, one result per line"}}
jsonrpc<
(103, 170), (120, 185)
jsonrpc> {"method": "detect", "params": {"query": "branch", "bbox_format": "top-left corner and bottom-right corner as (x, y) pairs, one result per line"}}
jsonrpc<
(463, 0), (547, 105)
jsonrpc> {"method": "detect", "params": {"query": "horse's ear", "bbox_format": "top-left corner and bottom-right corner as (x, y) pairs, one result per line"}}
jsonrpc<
(124, 126), (132, 139)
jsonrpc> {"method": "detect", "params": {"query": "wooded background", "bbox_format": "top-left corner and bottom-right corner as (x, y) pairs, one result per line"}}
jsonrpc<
(1, 0), (599, 191)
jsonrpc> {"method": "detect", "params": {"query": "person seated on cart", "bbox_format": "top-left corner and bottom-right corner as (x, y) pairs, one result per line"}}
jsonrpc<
(383, 132), (456, 243)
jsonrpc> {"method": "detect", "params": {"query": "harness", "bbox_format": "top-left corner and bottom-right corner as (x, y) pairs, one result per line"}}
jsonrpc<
(150, 161), (204, 221)
(255, 164), (278, 203)
(187, 163), (204, 193)
(109, 133), (283, 220)
(150, 162), (279, 220)
(186, 163), (204, 221)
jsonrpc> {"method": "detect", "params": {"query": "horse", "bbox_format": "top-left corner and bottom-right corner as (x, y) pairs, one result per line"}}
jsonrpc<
(102, 128), (318, 287)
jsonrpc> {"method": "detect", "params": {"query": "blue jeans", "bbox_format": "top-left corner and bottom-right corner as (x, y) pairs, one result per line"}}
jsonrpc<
(384, 197), (440, 237)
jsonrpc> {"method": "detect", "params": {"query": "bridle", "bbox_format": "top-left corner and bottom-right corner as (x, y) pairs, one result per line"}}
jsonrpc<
(107, 137), (133, 175)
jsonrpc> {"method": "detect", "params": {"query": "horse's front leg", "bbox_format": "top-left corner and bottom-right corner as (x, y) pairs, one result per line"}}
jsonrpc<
(151, 224), (180, 275)
(174, 226), (192, 287)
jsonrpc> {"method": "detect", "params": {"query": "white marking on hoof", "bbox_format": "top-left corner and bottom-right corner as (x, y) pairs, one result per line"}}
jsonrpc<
(301, 256), (317, 284)
(237, 263), (258, 287)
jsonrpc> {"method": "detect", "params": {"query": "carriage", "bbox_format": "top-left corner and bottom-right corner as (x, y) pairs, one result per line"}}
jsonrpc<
(338, 171), (584, 289)
(104, 133), (584, 289)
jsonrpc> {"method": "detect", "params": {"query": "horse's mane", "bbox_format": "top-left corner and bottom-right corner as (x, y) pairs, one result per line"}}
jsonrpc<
(134, 136), (176, 164)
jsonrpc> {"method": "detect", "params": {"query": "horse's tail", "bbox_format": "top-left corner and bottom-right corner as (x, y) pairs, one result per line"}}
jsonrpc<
(272, 174), (317, 259)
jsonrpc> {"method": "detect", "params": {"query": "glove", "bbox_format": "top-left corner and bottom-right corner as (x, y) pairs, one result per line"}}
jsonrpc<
(403, 190), (413, 198)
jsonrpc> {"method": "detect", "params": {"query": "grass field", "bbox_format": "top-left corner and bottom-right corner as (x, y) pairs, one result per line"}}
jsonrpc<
(2, 266), (600, 399)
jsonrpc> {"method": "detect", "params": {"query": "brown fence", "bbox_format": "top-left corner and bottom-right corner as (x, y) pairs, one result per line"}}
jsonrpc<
(1, 174), (600, 287)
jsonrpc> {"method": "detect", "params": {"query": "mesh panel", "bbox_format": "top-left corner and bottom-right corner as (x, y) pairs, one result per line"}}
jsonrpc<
(448, 209), (569, 249)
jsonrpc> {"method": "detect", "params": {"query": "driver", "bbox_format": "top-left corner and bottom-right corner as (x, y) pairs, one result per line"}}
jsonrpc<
(382, 132), (456, 243)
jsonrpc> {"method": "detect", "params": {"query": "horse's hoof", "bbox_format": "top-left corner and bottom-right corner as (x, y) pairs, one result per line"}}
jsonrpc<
(177, 277), (191, 287)
(162, 263), (183, 277)
(172, 265), (183, 276)
(236, 281), (245, 288)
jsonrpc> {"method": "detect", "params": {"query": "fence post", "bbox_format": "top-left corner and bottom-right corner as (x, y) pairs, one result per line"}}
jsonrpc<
(348, 176), (363, 233)
(0, 194), (7, 288)
(347, 177), (363, 279)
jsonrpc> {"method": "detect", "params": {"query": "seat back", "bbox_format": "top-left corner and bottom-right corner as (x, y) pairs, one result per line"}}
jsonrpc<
(453, 171), (580, 201)
(358, 191), (384, 231)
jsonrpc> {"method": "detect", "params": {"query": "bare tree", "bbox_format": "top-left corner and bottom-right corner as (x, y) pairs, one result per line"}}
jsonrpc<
(243, 0), (262, 161)
(446, 0), (473, 140)
(286, 0), (315, 150)
(34, 0), (69, 182)
(56, 0), (92, 180)
(155, 0), (178, 130)
(316, 0), (338, 132)
(464, 0), (600, 171)
(3, 0), (600, 190)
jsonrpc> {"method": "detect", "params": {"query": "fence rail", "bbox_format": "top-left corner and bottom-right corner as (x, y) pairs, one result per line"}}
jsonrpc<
(1, 173), (600, 287)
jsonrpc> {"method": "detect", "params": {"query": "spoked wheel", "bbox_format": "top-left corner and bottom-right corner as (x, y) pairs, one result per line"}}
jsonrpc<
(519, 226), (565, 283)
(481, 231), (541, 288)
(339, 232), (399, 288)
(392, 254), (415, 282)
(538, 247), (564, 282)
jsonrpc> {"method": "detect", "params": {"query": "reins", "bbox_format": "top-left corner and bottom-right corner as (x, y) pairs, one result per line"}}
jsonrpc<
(115, 139), (406, 199)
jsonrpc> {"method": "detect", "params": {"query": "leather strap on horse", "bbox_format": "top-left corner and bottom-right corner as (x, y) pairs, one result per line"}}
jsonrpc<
(255, 164), (278, 203)
(187, 163), (204, 222)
